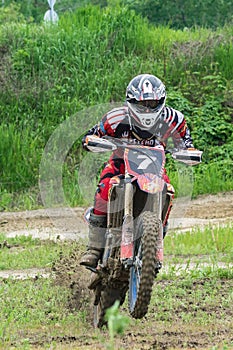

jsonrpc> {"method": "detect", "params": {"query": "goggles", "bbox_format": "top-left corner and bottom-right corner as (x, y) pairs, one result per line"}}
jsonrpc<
(133, 100), (160, 112)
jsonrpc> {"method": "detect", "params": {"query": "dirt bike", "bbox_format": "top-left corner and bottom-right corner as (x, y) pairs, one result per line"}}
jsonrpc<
(83, 135), (202, 328)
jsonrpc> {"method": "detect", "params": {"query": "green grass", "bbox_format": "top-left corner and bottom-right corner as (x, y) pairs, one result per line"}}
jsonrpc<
(0, 235), (83, 270)
(162, 223), (233, 279)
(150, 277), (233, 321)
(1, 160), (233, 211)
(0, 5), (232, 205)
(0, 278), (87, 346)
(165, 223), (233, 256)
(0, 223), (232, 348)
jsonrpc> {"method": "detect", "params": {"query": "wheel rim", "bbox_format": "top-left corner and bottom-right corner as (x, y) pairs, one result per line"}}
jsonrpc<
(129, 244), (142, 312)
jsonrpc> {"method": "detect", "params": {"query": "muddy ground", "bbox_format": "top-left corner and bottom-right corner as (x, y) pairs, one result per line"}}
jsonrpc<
(0, 191), (233, 349)
(0, 191), (232, 238)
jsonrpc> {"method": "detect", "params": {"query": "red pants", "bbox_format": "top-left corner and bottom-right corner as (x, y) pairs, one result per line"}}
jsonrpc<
(94, 156), (125, 215)
(93, 156), (173, 225)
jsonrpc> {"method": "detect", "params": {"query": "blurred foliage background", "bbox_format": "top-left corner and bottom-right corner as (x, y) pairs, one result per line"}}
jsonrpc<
(0, 1), (232, 209)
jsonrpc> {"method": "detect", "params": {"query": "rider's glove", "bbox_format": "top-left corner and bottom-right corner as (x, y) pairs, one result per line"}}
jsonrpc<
(82, 136), (90, 151)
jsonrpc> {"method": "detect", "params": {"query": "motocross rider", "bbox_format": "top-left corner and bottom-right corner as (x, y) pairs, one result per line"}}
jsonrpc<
(80, 74), (195, 268)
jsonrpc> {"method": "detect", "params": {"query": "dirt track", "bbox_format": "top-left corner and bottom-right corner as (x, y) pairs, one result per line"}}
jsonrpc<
(0, 191), (232, 281)
(0, 191), (232, 239)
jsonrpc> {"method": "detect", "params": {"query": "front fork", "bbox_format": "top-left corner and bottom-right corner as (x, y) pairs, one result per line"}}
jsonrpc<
(120, 174), (134, 263)
(153, 191), (164, 265)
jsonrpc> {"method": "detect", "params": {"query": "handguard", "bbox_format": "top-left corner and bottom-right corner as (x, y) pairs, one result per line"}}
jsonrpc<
(172, 148), (203, 165)
(85, 135), (117, 153)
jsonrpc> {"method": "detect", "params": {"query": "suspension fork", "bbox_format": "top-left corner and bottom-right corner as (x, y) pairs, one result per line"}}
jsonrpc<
(120, 173), (134, 264)
(153, 190), (164, 264)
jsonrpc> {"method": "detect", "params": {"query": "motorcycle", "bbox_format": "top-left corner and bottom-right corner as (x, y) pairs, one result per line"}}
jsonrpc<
(83, 135), (202, 327)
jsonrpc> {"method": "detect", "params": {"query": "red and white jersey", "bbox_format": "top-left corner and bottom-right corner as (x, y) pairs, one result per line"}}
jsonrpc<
(84, 105), (194, 149)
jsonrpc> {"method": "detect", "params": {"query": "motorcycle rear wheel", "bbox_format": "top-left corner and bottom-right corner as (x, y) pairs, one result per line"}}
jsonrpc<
(128, 211), (160, 319)
(93, 284), (128, 328)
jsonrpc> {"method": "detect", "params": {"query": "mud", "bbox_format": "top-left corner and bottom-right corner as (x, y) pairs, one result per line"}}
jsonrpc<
(52, 246), (93, 320)
(185, 191), (233, 220)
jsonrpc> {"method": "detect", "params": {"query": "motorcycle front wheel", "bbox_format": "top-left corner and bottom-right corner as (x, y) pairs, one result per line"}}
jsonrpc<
(128, 211), (161, 319)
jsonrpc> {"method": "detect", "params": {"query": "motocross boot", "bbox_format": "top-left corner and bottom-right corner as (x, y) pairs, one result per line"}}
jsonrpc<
(80, 210), (107, 268)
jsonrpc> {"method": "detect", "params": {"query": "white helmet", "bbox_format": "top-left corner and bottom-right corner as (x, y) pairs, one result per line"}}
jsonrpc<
(126, 74), (166, 130)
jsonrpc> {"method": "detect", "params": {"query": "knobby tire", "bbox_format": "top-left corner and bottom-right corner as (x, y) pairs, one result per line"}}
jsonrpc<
(129, 211), (160, 319)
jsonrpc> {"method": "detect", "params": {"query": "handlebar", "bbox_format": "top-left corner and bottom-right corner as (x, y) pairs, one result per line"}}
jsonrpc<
(85, 135), (202, 165)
